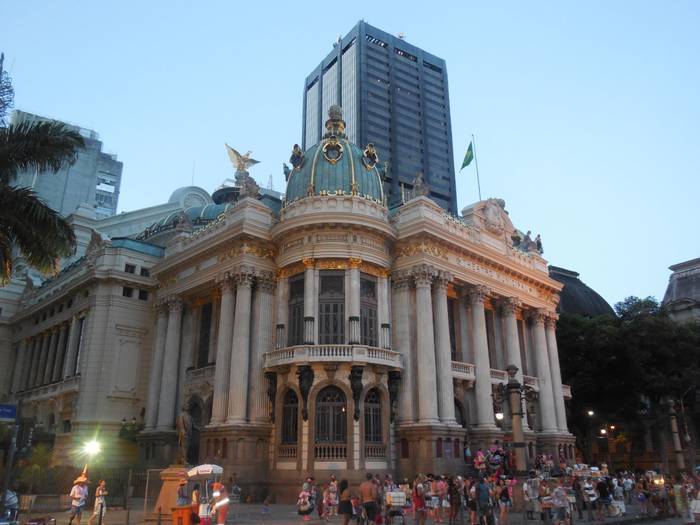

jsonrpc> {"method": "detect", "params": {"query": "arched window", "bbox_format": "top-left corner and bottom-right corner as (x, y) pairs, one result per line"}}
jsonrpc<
(360, 275), (378, 346)
(315, 386), (347, 443)
(282, 389), (299, 444)
(436, 438), (443, 458)
(364, 389), (382, 443)
(319, 273), (345, 344)
(288, 275), (305, 346)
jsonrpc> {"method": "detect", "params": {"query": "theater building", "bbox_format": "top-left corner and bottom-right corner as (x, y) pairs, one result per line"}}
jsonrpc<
(6, 106), (572, 497)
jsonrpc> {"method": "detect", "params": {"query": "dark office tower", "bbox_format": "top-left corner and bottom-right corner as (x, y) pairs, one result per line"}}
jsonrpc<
(302, 21), (458, 213)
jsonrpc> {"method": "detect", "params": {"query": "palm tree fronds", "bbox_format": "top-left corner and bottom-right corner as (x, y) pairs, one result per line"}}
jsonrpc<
(0, 186), (75, 282)
(0, 120), (85, 184)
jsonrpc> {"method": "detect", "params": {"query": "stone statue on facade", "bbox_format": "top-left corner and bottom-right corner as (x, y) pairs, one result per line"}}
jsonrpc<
(535, 234), (543, 254)
(349, 366), (364, 421)
(175, 404), (193, 465)
(289, 144), (304, 170)
(225, 144), (259, 173)
(297, 365), (314, 421)
(412, 171), (430, 197)
(387, 371), (402, 423)
(362, 143), (379, 169)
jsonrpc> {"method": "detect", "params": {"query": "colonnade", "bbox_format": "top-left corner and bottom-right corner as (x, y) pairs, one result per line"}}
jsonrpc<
(392, 264), (568, 434)
(14, 313), (87, 393)
(145, 266), (276, 431)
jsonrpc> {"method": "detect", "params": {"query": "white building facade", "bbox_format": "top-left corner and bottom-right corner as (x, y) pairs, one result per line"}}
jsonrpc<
(4, 107), (572, 498)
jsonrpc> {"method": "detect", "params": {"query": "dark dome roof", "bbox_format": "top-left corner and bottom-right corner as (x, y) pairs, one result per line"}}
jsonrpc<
(285, 105), (385, 205)
(549, 266), (614, 317)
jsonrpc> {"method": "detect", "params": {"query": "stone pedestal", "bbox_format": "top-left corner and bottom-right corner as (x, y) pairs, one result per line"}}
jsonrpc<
(396, 424), (469, 481)
(147, 465), (189, 523)
(137, 430), (178, 468)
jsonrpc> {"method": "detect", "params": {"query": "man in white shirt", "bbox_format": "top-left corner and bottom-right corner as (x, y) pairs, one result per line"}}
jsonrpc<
(68, 475), (89, 525)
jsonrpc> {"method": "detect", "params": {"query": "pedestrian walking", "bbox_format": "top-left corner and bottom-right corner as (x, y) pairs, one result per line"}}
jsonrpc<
(338, 479), (353, 525)
(87, 480), (107, 525)
(68, 471), (89, 525)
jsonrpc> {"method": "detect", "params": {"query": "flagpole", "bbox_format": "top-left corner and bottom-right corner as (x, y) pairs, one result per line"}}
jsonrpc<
(472, 134), (482, 201)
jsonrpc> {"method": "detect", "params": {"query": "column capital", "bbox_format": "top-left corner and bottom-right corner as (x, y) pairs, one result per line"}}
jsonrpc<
(544, 313), (559, 328)
(348, 257), (362, 269)
(411, 264), (436, 287)
(467, 284), (490, 304)
(527, 308), (548, 325)
(391, 270), (413, 290)
(218, 272), (236, 293)
(302, 257), (315, 269)
(256, 271), (277, 293)
(434, 270), (453, 290)
(167, 296), (183, 313)
(498, 297), (521, 315)
(233, 265), (256, 287)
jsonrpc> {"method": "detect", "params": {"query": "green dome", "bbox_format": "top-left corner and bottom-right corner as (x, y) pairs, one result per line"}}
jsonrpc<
(285, 106), (385, 205)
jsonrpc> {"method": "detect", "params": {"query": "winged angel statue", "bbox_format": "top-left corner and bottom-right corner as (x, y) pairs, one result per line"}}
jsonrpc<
(225, 144), (260, 173)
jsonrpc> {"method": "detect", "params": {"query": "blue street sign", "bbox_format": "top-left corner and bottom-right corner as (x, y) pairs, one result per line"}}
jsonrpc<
(0, 404), (17, 423)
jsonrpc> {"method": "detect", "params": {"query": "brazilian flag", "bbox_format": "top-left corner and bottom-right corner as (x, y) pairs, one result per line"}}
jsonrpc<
(461, 142), (474, 170)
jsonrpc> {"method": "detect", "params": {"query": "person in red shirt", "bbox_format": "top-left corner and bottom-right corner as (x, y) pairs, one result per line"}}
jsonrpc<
(413, 474), (427, 525)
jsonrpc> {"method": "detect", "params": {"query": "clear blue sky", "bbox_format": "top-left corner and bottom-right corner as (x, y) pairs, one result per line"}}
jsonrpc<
(4, 1), (699, 306)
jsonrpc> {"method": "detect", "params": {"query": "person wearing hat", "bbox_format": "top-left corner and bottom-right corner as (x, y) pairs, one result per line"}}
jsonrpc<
(210, 481), (229, 525)
(68, 472), (89, 525)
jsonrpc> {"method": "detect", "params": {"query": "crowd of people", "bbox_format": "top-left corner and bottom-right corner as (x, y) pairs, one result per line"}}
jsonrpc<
(296, 468), (700, 525)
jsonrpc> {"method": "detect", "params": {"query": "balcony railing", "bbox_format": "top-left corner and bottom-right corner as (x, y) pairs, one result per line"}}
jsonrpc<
(523, 375), (539, 390)
(185, 364), (215, 386)
(264, 345), (403, 369)
(315, 443), (347, 460)
(278, 444), (297, 459)
(365, 444), (386, 459)
(17, 374), (80, 400)
(490, 369), (508, 382)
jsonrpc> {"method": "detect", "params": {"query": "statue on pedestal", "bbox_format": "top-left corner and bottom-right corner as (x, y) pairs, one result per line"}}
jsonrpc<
(175, 404), (193, 465)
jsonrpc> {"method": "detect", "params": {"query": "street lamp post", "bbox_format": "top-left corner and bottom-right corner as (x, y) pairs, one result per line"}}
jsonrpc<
(505, 364), (527, 474)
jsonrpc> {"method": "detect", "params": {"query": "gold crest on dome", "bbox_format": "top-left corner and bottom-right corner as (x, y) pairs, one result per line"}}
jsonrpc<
(322, 136), (344, 164)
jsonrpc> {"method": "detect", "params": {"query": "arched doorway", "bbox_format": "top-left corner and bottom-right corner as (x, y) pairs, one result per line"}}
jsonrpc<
(315, 386), (347, 460)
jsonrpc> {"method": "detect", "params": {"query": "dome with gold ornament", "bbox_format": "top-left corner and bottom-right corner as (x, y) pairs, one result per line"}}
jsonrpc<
(284, 105), (385, 205)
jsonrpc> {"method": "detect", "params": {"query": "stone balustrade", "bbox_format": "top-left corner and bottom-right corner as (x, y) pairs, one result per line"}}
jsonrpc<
(17, 374), (80, 401)
(263, 345), (403, 369)
(562, 384), (572, 399)
(185, 365), (215, 386)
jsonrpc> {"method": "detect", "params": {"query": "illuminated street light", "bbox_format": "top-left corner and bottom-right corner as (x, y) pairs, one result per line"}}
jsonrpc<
(610, 425), (616, 430)
(495, 412), (504, 421)
(600, 428), (607, 435)
(587, 410), (594, 416)
(83, 440), (101, 457)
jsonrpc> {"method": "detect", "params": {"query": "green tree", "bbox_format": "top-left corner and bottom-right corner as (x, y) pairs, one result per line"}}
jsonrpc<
(558, 296), (700, 465)
(0, 53), (84, 284)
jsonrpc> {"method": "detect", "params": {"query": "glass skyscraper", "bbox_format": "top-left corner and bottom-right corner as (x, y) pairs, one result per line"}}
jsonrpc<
(302, 21), (458, 213)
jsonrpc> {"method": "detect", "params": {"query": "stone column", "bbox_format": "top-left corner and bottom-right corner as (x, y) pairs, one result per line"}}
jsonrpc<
(529, 309), (557, 432)
(42, 328), (59, 384)
(27, 336), (41, 388)
(469, 285), (497, 429)
(145, 304), (169, 430)
(211, 275), (235, 425)
(433, 271), (456, 424)
(303, 258), (316, 344)
(348, 258), (361, 344)
(33, 334), (50, 387)
(176, 306), (197, 419)
(250, 272), (276, 423)
(51, 325), (68, 383)
(227, 268), (255, 424)
(19, 338), (34, 390)
(377, 274), (390, 347)
(393, 271), (414, 424)
(499, 298), (531, 431)
(413, 265), (439, 424)
(10, 340), (27, 393)
(62, 316), (79, 379)
(275, 276), (288, 349)
(458, 294), (470, 363)
(156, 296), (183, 430)
(545, 315), (568, 432)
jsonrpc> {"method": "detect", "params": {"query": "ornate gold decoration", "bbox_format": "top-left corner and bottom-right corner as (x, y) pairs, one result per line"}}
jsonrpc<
(217, 241), (276, 263)
(395, 237), (446, 259)
(316, 259), (347, 270)
(277, 262), (306, 279)
(322, 136), (344, 164)
(360, 262), (390, 278)
(302, 257), (315, 269)
(348, 257), (363, 269)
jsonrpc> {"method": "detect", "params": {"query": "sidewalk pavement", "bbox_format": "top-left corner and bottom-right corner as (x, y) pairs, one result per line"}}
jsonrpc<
(24, 499), (678, 525)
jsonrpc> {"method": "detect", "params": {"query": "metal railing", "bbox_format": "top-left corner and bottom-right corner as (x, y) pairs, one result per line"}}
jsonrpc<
(315, 443), (347, 460)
